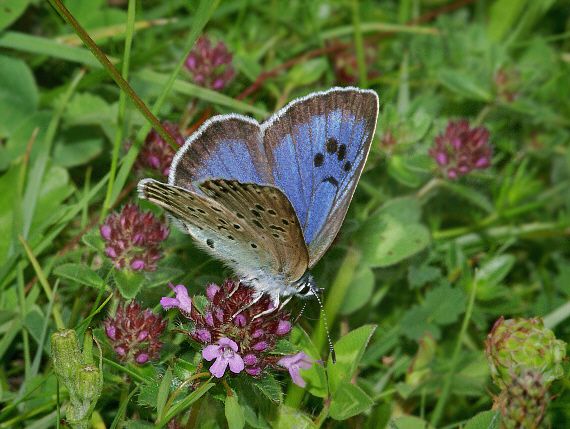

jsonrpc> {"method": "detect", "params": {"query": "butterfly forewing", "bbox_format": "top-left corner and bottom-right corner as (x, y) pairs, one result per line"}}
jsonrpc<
(138, 178), (308, 284)
(263, 88), (379, 267)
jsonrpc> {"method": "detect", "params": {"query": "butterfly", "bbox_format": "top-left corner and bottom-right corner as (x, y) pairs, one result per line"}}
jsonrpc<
(138, 87), (379, 312)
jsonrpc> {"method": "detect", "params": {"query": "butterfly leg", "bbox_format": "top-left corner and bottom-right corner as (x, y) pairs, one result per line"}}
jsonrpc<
(231, 291), (264, 319)
(228, 280), (242, 297)
(251, 293), (282, 320)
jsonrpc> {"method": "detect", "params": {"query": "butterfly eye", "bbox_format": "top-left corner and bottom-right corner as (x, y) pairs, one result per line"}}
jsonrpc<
(297, 283), (311, 296)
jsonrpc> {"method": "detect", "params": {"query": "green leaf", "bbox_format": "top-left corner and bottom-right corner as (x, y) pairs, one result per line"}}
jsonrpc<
(225, 394), (245, 429)
(400, 282), (466, 340)
(113, 269), (144, 299)
(329, 382), (374, 420)
(0, 165), (19, 264)
(408, 263), (442, 289)
(53, 138), (104, 168)
(54, 263), (108, 290)
(0, 0), (31, 31)
(438, 69), (492, 102)
(328, 325), (376, 394)
(340, 266), (374, 315)
(356, 198), (430, 267)
(475, 255), (516, 287)
(251, 372), (283, 403)
(388, 155), (424, 188)
(274, 405), (316, 429)
(0, 55), (38, 137)
(156, 381), (215, 428)
(439, 181), (494, 214)
(389, 416), (435, 429)
(287, 58), (328, 87)
(463, 411), (500, 429)
(156, 367), (173, 421)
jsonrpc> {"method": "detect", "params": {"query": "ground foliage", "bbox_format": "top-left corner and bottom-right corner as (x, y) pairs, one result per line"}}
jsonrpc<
(1, 0), (570, 428)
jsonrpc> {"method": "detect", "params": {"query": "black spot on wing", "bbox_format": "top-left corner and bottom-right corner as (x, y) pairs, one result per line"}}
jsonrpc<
(337, 144), (347, 161)
(314, 153), (324, 167)
(326, 137), (338, 154)
(206, 239), (214, 248)
(343, 161), (352, 172)
(323, 176), (339, 187)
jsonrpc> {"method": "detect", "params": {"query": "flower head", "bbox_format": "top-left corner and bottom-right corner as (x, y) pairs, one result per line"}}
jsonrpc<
(100, 204), (169, 271)
(135, 121), (185, 177)
(160, 284), (192, 314)
(429, 120), (492, 180)
(185, 36), (235, 91)
(104, 301), (166, 364)
(161, 279), (295, 379)
(485, 316), (566, 390)
(277, 352), (314, 387)
(202, 337), (245, 378)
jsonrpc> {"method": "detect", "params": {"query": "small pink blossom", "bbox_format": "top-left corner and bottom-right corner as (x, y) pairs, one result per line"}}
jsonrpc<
(202, 337), (245, 378)
(277, 352), (314, 388)
(160, 284), (192, 314)
(185, 36), (235, 91)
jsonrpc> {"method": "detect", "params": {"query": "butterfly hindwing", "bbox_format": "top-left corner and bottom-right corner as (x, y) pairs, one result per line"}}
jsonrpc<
(263, 88), (379, 266)
(169, 115), (272, 191)
(138, 178), (308, 285)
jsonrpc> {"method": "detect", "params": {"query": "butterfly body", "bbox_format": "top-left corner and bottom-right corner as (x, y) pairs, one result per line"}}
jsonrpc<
(138, 87), (379, 305)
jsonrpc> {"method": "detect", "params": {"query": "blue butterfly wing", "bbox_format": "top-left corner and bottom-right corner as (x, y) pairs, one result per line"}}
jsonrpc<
(169, 114), (273, 191)
(262, 88), (379, 267)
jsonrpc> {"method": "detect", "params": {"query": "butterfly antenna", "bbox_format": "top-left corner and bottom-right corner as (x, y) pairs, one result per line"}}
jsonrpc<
(294, 301), (308, 323)
(312, 288), (336, 364)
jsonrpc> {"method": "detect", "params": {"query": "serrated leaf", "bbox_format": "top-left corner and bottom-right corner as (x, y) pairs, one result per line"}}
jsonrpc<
(54, 263), (108, 290)
(225, 394), (245, 429)
(329, 382), (374, 420)
(328, 325), (376, 394)
(251, 373), (283, 403)
(400, 283), (466, 340)
(463, 410), (500, 429)
(113, 269), (144, 299)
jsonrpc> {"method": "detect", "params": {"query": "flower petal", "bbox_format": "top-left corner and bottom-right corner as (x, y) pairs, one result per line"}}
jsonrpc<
(218, 337), (238, 352)
(228, 353), (245, 374)
(202, 345), (220, 361)
(160, 297), (180, 310)
(209, 356), (229, 378)
(289, 366), (306, 388)
(172, 285), (192, 313)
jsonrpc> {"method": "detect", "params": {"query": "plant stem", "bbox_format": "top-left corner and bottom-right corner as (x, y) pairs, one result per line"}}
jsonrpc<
(101, 0), (136, 221)
(48, 0), (177, 150)
(430, 276), (478, 426)
(351, 0), (368, 87)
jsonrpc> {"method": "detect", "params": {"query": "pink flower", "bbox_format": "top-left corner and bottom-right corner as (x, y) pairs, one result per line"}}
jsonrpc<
(160, 284), (192, 314)
(100, 204), (169, 272)
(104, 301), (166, 364)
(429, 120), (492, 180)
(277, 352), (314, 388)
(135, 121), (185, 177)
(185, 36), (235, 91)
(202, 337), (245, 378)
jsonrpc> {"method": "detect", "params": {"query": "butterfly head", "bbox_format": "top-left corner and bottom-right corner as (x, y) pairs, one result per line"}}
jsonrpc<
(292, 272), (317, 298)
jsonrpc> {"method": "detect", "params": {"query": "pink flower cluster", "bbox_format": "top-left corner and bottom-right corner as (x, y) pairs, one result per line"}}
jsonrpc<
(185, 36), (236, 91)
(136, 121), (185, 177)
(104, 301), (167, 364)
(100, 204), (169, 272)
(161, 281), (314, 386)
(429, 119), (492, 179)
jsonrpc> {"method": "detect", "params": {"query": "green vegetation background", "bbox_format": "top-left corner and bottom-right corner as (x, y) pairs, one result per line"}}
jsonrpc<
(1, 0), (569, 428)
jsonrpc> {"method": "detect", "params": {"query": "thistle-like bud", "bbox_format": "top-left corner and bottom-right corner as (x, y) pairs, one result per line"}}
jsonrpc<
(485, 317), (566, 390)
(75, 365), (103, 404)
(51, 329), (82, 384)
(493, 369), (549, 429)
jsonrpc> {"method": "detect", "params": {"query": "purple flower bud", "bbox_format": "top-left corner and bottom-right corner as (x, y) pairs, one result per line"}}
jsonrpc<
(195, 329), (212, 343)
(243, 354), (258, 366)
(234, 314), (246, 327)
(100, 225), (112, 240)
(131, 259), (145, 271)
(106, 325), (116, 340)
(184, 36), (235, 91)
(206, 283), (220, 301)
(137, 330), (149, 341)
(134, 122), (184, 177)
(252, 329), (264, 339)
(136, 353), (149, 364)
(253, 341), (268, 352)
(205, 312), (214, 327)
(276, 320), (292, 336)
(115, 346), (126, 356)
(245, 367), (261, 376)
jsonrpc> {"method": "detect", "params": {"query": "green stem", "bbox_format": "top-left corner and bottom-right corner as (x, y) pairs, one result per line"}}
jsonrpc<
(544, 301), (570, 329)
(351, 0), (367, 87)
(101, 0), (136, 221)
(430, 277), (478, 426)
(48, 0), (177, 150)
(416, 177), (442, 202)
